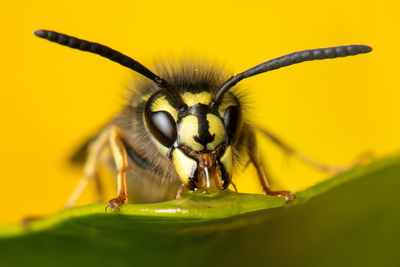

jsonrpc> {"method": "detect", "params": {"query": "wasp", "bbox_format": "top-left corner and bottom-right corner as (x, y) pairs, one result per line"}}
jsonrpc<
(34, 30), (372, 210)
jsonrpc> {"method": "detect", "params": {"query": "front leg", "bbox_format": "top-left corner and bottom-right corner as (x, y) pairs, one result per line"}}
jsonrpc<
(106, 125), (129, 211)
(65, 128), (110, 208)
(246, 126), (295, 202)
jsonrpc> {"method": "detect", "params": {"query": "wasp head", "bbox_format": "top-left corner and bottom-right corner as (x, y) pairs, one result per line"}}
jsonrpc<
(144, 90), (242, 193)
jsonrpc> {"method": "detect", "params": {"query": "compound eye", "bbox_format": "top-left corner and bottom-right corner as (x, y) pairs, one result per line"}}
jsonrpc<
(147, 111), (177, 147)
(224, 106), (242, 142)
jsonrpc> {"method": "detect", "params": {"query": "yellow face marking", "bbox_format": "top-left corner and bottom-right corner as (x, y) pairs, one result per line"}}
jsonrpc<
(219, 146), (232, 176)
(178, 115), (204, 151)
(140, 93), (152, 102)
(206, 114), (225, 150)
(218, 93), (239, 118)
(150, 96), (178, 121)
(172, 148), (197, 185)
(182, 92), (212, 106)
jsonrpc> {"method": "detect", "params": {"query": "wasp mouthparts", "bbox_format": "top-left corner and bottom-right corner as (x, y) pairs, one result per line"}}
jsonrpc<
(188, 148), (231, 193)
(192, 153), (224, 193)
(172, 146), (232, 193)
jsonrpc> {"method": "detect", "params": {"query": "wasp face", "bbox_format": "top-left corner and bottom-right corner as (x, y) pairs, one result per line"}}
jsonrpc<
(144, 91), (242, 193)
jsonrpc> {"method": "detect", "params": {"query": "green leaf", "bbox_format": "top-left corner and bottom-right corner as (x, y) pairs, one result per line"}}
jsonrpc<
(1, 154), (400, 267)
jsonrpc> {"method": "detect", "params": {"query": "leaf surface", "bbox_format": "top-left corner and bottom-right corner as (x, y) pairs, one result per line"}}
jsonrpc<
(1, 155), (399, 267)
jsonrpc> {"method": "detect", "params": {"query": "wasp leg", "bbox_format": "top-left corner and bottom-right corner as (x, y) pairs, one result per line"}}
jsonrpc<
(230, 180), (238, 192)
(247, 127), (295, 202)
(92, 171), (104, 203)
(255, 126), (372, 174)
(64, 128), (110, 209)
(105, 126), (129, 211)
(176, 184), (184, 199)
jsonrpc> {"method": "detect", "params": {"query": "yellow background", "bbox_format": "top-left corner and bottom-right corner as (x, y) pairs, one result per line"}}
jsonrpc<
(1, 1), (399, 223)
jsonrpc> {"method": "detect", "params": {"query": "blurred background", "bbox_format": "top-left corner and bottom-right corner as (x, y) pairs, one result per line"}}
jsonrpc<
(0, 1), (399, 224)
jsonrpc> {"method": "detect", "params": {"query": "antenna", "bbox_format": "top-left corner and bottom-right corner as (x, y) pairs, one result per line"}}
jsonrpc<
(34, 30), (185, 107)
(211, 45), (372, 108)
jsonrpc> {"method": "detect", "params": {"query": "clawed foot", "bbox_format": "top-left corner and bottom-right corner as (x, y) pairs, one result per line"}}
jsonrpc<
(105, 194), (128, 211)
(265, 190), (295, 202)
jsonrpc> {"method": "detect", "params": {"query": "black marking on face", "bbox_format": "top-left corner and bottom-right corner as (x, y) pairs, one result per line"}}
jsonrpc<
(187, 104), (215, 148)
(187, 179), (197, 191)
(217, 159), (230, 189)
